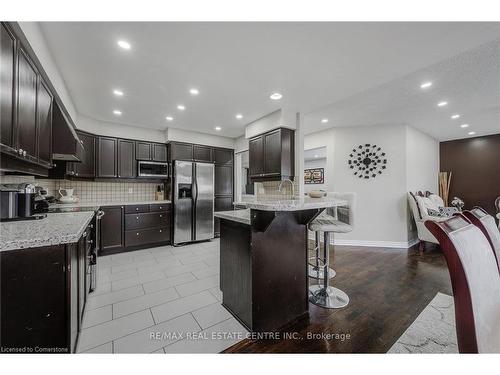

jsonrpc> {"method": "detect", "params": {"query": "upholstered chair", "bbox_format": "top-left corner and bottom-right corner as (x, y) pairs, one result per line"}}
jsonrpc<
(425, 215), (500, 353)
(463, 207), (500, 272)
(496, 196), (500, 227)
(408, 192), (447, 254)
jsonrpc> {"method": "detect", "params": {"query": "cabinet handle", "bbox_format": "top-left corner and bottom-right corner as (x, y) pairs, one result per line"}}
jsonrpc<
(18, 148), (23, 155)
(159, 214), (162, 218)
(136, 216), (139, 220)
(136, 232), (140, 236)
(23, 150), (27, 157)
(159, 206), (163, 210)
(118, 175), (121, 177)
(75, 173), (79, 176)
(159, 230), (162, 233)
(83, 232), (87, 237)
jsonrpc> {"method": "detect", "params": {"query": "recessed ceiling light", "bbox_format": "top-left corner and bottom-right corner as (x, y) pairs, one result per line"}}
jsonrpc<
(437, 101), (448, 107)
(113, 110), (122, 116)
(117, 40), (131, 50)
(235, 114), (243, 119)
(460, 124), (469, 128)
(321, 118), (329, 124)
(420, 81), (433, 89)
(451, 114), (460, 119)
(189, 88), (199, 95)
(113, 89), (124, 96)
(165, 116), (173, 122)
(314, 154), (319, 158)
(177, 105), (185, 111)
(215, 126), (221, 131)
(468, 131), (476, 136)
(270, 92), (283, 100)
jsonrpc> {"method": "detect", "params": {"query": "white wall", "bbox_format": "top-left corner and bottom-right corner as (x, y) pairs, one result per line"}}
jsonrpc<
(304, 158), (327, 192)
(166, 128), (235, 149)
(77, 115), (167, 143)
(234, 135), (249, 153)
(405, 125), (439, 242)
(18, 22), (78, 123)
(303, 124), (439, 248)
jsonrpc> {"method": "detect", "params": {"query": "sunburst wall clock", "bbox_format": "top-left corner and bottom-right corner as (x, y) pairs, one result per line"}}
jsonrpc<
(347, 144), (387, 179)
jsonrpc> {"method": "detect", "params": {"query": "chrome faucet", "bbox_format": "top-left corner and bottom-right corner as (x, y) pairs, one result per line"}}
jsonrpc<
(278, 178), (294, 196)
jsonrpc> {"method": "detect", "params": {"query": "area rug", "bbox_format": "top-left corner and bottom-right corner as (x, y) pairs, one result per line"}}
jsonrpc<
(388, 292), (458, 353)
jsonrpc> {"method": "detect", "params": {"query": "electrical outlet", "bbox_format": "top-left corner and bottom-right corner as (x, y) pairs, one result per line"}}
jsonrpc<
(128, 188), (133, 194)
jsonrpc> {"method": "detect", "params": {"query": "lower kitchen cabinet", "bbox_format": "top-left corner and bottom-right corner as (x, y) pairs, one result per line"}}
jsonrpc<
(100, 205), (124, 252)
(100, 203), (171, 255)
(0, 223), (93, 353)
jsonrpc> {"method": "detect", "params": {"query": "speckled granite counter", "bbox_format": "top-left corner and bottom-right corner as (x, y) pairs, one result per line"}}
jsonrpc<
(49, 199), (171, 209)
(214, 209), (250, 225)
(0, 211), (95, 252)
(233, 196), (347, 211)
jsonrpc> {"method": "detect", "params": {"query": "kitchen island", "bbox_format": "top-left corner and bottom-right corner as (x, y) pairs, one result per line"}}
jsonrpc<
(214, 196), (347, 332)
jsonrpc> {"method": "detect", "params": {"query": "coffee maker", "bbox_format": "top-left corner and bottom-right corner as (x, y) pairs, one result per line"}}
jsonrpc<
(0, 183), (45, 221)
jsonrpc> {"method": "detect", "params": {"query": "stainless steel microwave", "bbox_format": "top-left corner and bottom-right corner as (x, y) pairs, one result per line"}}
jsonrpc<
(138, 161), (169, 178)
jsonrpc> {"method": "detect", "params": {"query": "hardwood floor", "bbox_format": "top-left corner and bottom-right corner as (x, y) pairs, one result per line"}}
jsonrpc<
(224, 242), (452, 353)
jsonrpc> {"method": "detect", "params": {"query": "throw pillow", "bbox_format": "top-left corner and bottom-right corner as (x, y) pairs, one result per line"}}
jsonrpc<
(439, 206), (459, 216)
(427, 208), (445, 218)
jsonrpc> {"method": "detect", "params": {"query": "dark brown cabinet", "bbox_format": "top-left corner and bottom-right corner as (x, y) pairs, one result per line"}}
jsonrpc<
(153, 143), (167, 162)
(249, 127), (294, 181)
(170, 142), (193, 161)
(74, 131), (95, 178)
(100, 206), (124, 251)
(214, 148), (233, 166)
(97, 137), (117, 178)
(215, 165), (233, 196)
(1, 23), (16, 152)
(16, 47), (38, 163)
(136, 141), (151, 160)
(194, 145), (213, 162)
(118, 139), (136, 178)
(249, 136), (264, 177)
(36, 78), (53, 167)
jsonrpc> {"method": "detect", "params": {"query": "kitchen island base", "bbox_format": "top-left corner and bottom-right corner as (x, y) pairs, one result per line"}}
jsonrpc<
(219, 209), (320, 332)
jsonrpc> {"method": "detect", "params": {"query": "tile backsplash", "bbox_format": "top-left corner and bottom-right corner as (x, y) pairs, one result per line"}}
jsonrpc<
(254, 179), (299, 199)
(0, 175), (164, 203)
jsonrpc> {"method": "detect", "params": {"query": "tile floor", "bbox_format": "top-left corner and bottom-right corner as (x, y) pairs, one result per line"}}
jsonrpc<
(76, 239), (248, 353)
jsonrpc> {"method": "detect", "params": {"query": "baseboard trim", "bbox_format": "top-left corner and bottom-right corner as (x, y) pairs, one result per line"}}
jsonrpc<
(308, 233), (419, 249)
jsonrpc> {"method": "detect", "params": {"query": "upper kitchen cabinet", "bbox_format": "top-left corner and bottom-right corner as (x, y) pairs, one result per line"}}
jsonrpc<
(193, 145), (213, 162)
(36, 78), (53, 167)
(153, 143), (167, 162)
(136, 141), (151, 160)
(73, 131), (95, 178)
(1, 23), (16, 153)
(97, 136), (117, 178)
(213, 148), (233, 165)
(169, 142), (193, 161)
(16, 46), (38, 164)
(51, 103), (83, 162)
(118, 139), (136, 178)
(249, 128), (294, 182)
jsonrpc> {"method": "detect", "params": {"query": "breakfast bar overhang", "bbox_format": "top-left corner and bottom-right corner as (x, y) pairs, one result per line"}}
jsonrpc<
(215, 196), (347, 332)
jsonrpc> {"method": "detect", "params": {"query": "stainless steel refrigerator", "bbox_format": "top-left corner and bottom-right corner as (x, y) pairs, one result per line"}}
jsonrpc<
(173, 161), (215, 244)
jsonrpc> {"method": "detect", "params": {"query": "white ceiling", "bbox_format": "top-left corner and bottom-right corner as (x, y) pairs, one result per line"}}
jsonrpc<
(39, 22), (500, 139)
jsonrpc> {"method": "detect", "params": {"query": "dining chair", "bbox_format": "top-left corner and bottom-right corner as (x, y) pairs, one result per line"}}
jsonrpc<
(425, 214), (500, 353)
(463, 207), (500, 272)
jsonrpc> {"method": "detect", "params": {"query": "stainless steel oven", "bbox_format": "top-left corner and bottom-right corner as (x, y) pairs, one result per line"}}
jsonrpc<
(138, 161), (169, 178)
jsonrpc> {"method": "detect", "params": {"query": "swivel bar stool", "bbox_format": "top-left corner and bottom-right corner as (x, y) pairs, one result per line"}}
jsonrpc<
(308, 192), (355, 309)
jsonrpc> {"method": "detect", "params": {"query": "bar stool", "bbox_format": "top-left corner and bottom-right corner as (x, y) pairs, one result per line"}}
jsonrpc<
(308, 192), (355, 309)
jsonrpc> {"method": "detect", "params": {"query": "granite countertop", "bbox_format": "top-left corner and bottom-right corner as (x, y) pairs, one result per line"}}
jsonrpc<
(0, 211), (95, 252)
(49, 199), (171, 209)
(233, 195), (348, 211)
(214, 209), (250, 225)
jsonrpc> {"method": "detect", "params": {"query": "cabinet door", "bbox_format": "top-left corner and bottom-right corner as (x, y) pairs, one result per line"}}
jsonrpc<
(214, 196), (234, 236)
(77, 236), (86, 324)
(69, 243), (79, 352)
(153, 143), (167, 162)
(16, 47), (38, 160)
(1, 23), (16, 151)
(193, 145), (213, 162)
(264, 129), (282, 176)
(36, 78), (53, 166)
(118, 139), (136, 178)
(75, 132), (95, 178)
(215, 165), (233, 196)
(249, 136), (264, 176)
(213, 148), (232, 165)
(136, 141), (151, 160)
(97, 137), (117, 177)
(100, 206), (124, 252)
(170, 142), (193, 161)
